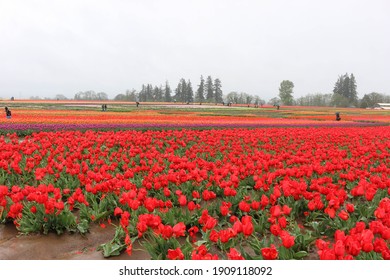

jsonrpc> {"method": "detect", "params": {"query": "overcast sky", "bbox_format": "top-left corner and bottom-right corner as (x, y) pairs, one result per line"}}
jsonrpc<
(0, 0), (389, 100)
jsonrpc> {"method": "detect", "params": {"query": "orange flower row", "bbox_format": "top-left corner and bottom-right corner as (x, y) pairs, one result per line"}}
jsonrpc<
(2, 108), (362, 126)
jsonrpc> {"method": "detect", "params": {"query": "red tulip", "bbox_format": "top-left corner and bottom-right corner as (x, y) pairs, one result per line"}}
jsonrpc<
(227, 248), (245, 260)
(261, 244), (278, 260)
(168, 248), (184, 260)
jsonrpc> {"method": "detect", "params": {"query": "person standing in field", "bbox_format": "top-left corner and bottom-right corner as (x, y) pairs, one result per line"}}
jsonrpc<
(5, 107), (11, 119)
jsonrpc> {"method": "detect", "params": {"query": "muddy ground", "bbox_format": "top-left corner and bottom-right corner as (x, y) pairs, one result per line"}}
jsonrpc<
(0, 223), (150, 260)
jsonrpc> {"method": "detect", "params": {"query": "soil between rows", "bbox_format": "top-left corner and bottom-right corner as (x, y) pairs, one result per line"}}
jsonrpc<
(0, 223), (150, 260)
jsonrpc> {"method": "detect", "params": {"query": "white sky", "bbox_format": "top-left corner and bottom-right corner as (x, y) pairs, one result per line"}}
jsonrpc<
(0, 0), (389, 100)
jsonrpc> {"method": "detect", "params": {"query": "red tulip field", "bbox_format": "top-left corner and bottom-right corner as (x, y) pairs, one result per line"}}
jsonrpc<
(1, 102), (390, 260)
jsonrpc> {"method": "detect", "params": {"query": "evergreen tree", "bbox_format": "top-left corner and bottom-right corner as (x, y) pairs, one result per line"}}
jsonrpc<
(186, 80), (194, 103)
(332, 73), (358, 106)
(279, 80), (294, 105)
(174, 83), (181, 102)
(180, 79), (187, 103)
(174, 79), (187, 102)
(342, 74), (351, 101)
(139, 84), (146, 102)
(195, 75), (205, 104)
(214, 78), (223, 104)
(333, 75), (344, 96)
(149, 84), (154, 101)
(164, 81), (172, 102)
(153, 86), (163, 102)
(349, 73), (358, 103)
(159, 86), (164, 102)
(146, 84), (153, 101)
(205, 76), (214, 102)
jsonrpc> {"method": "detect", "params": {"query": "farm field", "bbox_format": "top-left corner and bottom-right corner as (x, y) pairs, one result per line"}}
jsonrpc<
(1, 100), (390, 133)
(1, 101), (390, 260)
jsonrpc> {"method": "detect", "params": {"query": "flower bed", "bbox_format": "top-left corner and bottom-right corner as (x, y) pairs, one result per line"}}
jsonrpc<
(1, 127), (390, 259)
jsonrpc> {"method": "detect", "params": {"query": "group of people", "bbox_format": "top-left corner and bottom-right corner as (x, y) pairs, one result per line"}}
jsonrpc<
(5, 107), (11, 119)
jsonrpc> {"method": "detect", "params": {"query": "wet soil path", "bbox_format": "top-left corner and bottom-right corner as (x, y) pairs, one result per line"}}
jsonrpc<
(0, 223), (150, 260)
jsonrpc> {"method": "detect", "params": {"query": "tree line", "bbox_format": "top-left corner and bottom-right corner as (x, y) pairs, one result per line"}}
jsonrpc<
(48, 73), (389, 108)
(112, 75), (223, 104)
(276, 73), (389, 108)
(74, 90), (108, 100)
